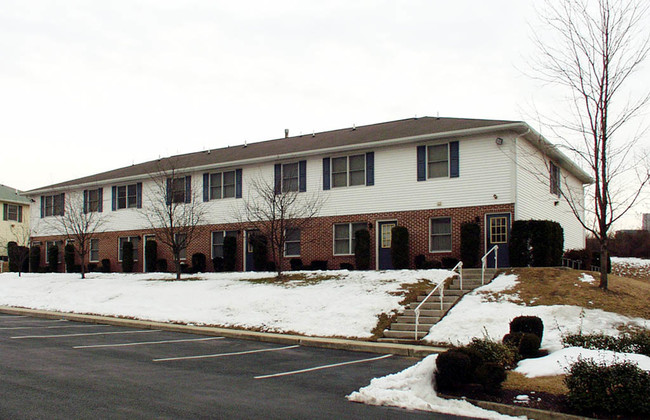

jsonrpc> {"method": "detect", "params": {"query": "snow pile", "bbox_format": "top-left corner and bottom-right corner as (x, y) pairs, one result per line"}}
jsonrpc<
(423, 273), (649, 352)
(347, 354), (518, 419)
(578, 273), (595, 284)
(612, 257), (650, 279)
(515, 347), (650, 378)
(0, 270), (451, 338)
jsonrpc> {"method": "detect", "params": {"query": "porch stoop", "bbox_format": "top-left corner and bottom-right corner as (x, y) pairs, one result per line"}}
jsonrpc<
(378, 268), (498, 343)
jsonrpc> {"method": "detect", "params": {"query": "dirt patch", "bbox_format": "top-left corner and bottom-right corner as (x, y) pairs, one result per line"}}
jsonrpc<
(488, 267), (650, 319)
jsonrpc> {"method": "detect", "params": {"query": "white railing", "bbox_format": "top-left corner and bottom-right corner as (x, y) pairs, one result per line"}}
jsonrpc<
(414, 264), (461, 340)
(481, 245), (499, 285)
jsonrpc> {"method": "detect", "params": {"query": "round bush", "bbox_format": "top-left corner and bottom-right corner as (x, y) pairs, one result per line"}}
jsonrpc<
(475, 362), (507, 394)
(434, 350), (472, 392)
(466, 337), (517, 369)
(503, 332), (541, 358)
(510, 315), (544, 340)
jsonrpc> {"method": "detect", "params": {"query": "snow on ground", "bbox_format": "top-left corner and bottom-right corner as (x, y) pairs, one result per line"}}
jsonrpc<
(612, 257), (650, 279)
(423, 273), (649, 352)
(515, 347), (650, 377)
(0, 269), (451, 338)
(347, 354), (518, 419)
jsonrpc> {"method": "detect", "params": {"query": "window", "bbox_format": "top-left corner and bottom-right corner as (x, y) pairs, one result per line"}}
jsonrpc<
(166, 176), (191, 204)
(46, 240), (63, 263)
(3, 204), (22, 222)
(333, 222), (367, 255)
(115, 184), (139, 209)
(175, 233), (187, 260)
(284, 229), (301, 257)
(430, 217), (452, 252)
(84, 188), (103, 213)
(211, 230), (238, 259)
(550, 162), (561, 196)
(210, 171), (236, 199)
(282, 163), (299, 192)
(172, 178), (186, 203)
(89, 238), (99, 262)
(332, 155), (365, 188)
(427, 144), (449, 178)
(489, 217), (508, 244)
(42, 194), (64, 217)
(118, 236), (140, 261)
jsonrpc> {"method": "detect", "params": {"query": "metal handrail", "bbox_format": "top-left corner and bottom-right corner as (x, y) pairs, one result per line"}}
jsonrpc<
(451, 261), (463, 290)
(481, 245), (499, 285)
(414, 281), (445, 340)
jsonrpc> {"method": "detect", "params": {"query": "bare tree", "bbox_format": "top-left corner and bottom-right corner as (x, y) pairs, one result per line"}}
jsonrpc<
(238, 175), (325, 278)
(48, 192), (108, 279)
(140, 160), (206, 280)
(529, 0), (650, 289)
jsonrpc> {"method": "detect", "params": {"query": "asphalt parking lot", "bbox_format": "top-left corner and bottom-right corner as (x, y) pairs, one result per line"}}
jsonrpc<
(0, 314), (466, 419)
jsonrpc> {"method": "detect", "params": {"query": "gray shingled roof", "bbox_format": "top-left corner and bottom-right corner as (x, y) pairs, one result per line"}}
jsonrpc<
(0, 184), (31, 205)
(27, 117), (518, 193)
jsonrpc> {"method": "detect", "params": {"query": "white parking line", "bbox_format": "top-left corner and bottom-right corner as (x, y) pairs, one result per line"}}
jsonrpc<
(0, 324), (112, 331)
(0, 315), (28, 318)
(11, 330), (159, 339)
(153, 344), (300, 362)
(0, 318), (67, 323)
(254, 354), (394, 379)
(74, 336), (225, 349)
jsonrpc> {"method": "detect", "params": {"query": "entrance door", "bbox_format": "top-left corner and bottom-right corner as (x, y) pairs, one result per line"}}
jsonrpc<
(143, 235), (155, 272)
(486, 213), (511, 268)
(377, 221), (397, 270)
(245, 230), (259, 272)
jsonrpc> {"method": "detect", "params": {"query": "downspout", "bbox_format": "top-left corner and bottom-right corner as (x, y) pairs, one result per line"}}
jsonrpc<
(513, 128), (531, 221)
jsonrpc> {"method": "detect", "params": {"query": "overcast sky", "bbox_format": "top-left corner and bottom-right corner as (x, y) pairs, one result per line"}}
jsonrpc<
(1, 1), (648, 227)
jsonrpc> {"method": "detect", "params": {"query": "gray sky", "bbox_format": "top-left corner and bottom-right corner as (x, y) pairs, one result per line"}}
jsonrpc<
(1, 0), (648, 227)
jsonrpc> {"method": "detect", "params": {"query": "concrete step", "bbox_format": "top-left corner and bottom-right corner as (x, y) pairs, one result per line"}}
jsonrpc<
(396, 315), (440, 324)
(402, 308), (449, 317)
(418, 289), (466, 299)
(410, 296), (458, 306)
(408, 301), (457, 310)
(382, 330), (428, 340)
(389, 322), (436, 332)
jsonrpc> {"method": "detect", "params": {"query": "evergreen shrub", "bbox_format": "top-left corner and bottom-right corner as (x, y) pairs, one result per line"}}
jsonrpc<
(212, 257), (224, 272)
(64, 244), (75, 273)
(29, 245), (41, 273)
(460, 222), (481, 268)
(390, 226), (409, 269)
(101, 259), (111, 273)
(354, 229), (370, 270)
(191, 253), (206, 273)
(145, 240), (157, 272)
(121, 242), (134, 273)
(290, 258), (303, 271)
(48, 245), (59, 272)
(223, 236), (237, 272)
(509, 315), (544, 340)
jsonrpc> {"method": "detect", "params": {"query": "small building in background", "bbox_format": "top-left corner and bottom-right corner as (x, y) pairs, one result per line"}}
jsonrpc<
(0, 184), (31, 265)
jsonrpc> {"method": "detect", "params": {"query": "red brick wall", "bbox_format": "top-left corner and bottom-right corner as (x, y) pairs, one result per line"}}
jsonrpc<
(31, 203), (514, 273)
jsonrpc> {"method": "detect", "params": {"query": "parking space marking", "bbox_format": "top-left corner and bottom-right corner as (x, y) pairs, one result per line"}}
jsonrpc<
(153, 344), (300, 362)
(0, 315), (28, 318)
(0, 318), (68, 323)
(11, 330), (160, 339)
(74, 336), (225, 349)
(0, 324), (112, 331)
(254, 354), (394, 379)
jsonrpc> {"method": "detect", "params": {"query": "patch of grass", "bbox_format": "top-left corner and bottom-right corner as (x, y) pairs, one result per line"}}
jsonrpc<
(371, 311), (399, 340)
(242, 273), (341, 286)
(396, 278), (449, 306)
(503, 371), (568, 395)
(486, 268), (650, 319)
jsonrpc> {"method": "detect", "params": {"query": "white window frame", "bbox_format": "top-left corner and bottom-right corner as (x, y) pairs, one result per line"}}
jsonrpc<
(550, 161), (561, 196)
(5, 204), (21, 221)
(46, 240), (63, 263)
(331, 154), (366, 188)
(333, 222), (367, 256)
(284, 228), (301, 257)
(429, 217), (452, 253)
(282, 162), (299, 192)
(427, 143), (450, 179)
(211, 230), (237, 259)
(44, 194), (64, 217)
(118, 236), (140, 262)
(89, 238), (100, 263)
(116, 184), (138, 209)
(209, 170), (237, 200)
(175, 233), (187, 260)
(87, 189), (101, 213)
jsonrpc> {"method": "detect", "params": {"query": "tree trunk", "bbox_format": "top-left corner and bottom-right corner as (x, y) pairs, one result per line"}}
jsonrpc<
(174, 254), (181, 280)
(599, 243), (609, 290)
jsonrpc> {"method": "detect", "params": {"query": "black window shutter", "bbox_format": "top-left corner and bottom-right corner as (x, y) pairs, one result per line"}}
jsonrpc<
(2, 203), (7, 221)
(235, 169), (243, 198)
(322, 158), (330, 190)
(366, 152), (374, 186)
(185, 176), (192, 203)
(60, 193), (65, 216)
(299, 160), (307, 192)
(417, 145), (426, 181)
(136, 183), (143, 208)
(18, 205), (22, 223)
(40, 196), (45, 218)
(450, 141), (459, 178)
(203, 173), (209, 202)
(274, 164), (282, 194)
(166, 179), (172, 205)
(83, 190), (88, 214)
(98, 188), (103, 213)
(111, 186), (117, 211)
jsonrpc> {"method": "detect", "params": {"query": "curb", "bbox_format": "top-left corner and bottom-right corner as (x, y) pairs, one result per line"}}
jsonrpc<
(0, 306), (446, 358)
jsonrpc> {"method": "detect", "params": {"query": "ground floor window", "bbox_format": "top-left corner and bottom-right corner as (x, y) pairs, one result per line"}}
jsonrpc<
(284, 228), (301, 257)
(46, 240), (63, 263)
(118, 236), (140, 261)
(175, 233), (187, 260)
(211, 230), (238, 259)
(89, 238), (99, 262)
(333, 222), (367, 255)
(430, 217), (452, 252)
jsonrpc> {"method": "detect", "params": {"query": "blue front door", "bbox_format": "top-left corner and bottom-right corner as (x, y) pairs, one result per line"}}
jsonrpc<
(486, 213), (511, 268)
(377, 221), (397, 270)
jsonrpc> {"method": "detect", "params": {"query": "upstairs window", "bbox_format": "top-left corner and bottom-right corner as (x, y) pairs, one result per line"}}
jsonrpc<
(427, 144), (449, 178)
(204, 169), (242, 201)
(323, 152), (374, 190)
(165, 176), (192, 204)
(417, 142), (459, 181)
(274, 161), (306, 194)
(112, 183), (142, 210)
(83, 188), (103, 213)
(3, 204), (22, 222)
(550, 162), (561, 196)
(41, 193), (64, 217)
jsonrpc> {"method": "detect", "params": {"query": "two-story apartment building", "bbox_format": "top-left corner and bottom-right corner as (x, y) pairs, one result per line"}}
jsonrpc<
(0, 184), (31, 263)
(26, 117), (592, 272)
